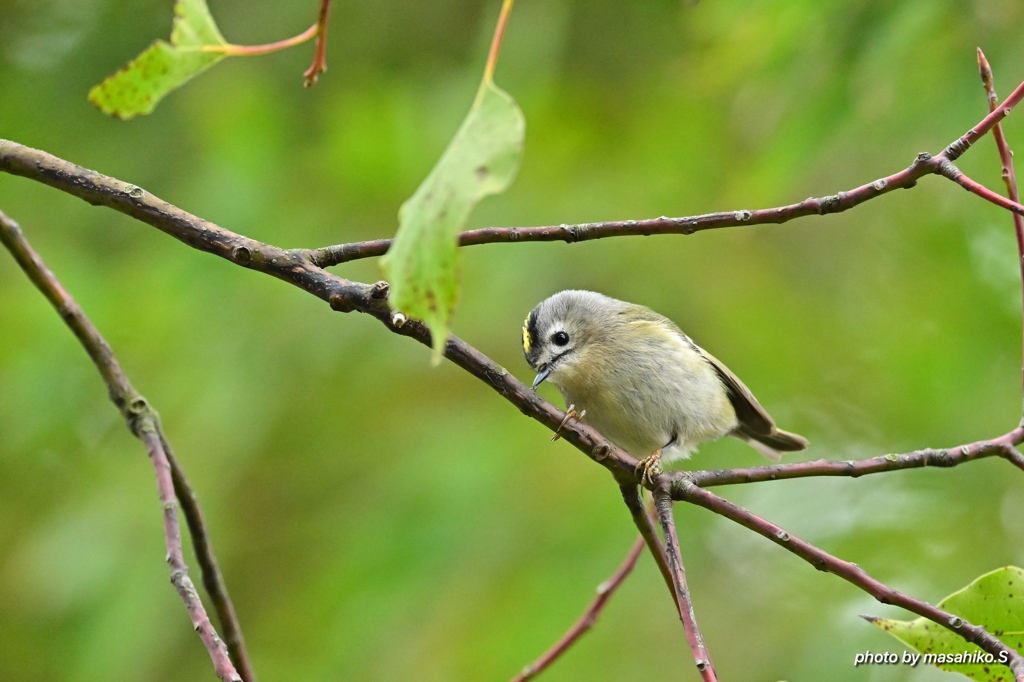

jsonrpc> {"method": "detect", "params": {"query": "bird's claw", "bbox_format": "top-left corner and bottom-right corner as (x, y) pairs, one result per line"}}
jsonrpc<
(635, 449), (664, 486)
(551, 404), (585, 442)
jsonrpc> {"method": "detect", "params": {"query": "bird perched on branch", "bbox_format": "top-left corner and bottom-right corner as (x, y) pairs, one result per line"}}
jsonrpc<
(523, 290), (807, 483)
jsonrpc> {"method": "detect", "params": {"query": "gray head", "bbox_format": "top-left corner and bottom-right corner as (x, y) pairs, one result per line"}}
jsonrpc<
(523, 290), (629, 389)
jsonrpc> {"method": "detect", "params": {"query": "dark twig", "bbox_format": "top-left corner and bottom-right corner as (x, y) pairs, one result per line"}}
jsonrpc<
(302, 76), (1024, 266)
(936, 164), (1024, 216)
(164, 435), (255, 682)
(511, 535), (645, 682)
(5, 71), (1024, 676)
(653, 490), (718, 681)
(689, 426), (1024, 487)
(670, 479), (1024, 681)
(979, 48), (1024, 411)
(303, 0), (332, 87)
(0, 210), (246, 682)
(619, 484), (675, 596)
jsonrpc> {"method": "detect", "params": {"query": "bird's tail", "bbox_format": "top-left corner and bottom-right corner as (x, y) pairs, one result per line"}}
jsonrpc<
(735, 427), (808, 462)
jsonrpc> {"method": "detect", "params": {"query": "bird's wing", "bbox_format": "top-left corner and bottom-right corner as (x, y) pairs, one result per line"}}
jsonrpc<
(688, 342), (776, 435)
(623, 304), (779, 435)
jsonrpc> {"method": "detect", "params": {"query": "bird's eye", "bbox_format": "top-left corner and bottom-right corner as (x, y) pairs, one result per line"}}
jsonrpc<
(552, 331), (570, 347)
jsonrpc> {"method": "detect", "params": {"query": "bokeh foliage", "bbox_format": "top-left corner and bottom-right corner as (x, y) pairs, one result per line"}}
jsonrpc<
(1, 1), (1023, 680)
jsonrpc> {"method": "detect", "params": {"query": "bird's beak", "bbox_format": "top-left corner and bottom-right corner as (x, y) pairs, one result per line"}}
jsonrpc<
(532, 365), (552, 390)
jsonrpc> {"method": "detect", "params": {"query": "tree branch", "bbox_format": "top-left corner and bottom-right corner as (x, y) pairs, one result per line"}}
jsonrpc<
(619, 484), (674, 596)
(653, 489), (718, 681)
(4, 106), (1024, 677)
(0, 210), (250, 682)
(511, 535), (645, 682)
(669, 478), (1024, 681)
(979, 48), (1024, 413)
(688, 426), (1024, 487)
(299, 76), (1024, 266)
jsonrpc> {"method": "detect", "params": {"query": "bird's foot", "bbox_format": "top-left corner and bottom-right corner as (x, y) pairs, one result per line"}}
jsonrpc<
(635, 449), (664, 486)
(551, 404), (585, 442)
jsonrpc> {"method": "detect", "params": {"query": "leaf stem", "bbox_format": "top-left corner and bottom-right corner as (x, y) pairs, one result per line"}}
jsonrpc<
(475, 0), (516, 107)
(200, 23), (319, 56)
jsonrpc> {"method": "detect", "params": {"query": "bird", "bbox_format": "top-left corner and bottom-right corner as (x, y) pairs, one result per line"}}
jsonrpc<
(522, 290), (807, 483)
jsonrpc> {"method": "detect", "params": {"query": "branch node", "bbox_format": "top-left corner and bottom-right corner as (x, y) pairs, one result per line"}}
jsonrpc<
(775, 530), (790, 542)
(231, 245), (252, 266)
(872, 179), (888, 191)
(125, 184), (145, 200)
(695, 659), (710, 672)
(370, 280), (390, 300)
(945, 138), (969, 161)
(936, 158), (962, 180)
(949, 616), (964, 628)
(559, 223), (580, 243)
(591, 441), (611, 461)
(391, 312), (408, 328)
(733, 210), (752, 222)
(818, 194), (841, 213)
(328, 292), (356, 313)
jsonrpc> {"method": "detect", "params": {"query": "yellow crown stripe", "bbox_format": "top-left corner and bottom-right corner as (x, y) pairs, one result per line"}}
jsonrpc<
(522, 316), (532, 353)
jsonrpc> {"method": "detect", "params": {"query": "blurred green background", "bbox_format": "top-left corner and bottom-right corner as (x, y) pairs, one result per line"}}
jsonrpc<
(2, 1), (1023, 680)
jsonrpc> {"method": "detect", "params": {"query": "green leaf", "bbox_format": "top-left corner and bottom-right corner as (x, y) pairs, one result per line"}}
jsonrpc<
(869, 566), (1024, 681)
(380, 81), (525, 360)
(88, 0), (228, 119)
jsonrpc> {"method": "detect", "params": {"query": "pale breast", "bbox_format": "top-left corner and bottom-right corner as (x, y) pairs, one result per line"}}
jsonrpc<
(554, 324), (738, 460)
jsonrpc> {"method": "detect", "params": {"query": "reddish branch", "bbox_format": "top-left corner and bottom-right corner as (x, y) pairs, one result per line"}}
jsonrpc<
(4, 65), (1024, 681)
(511, 535), (646, 682)
(654, 490), (718, 681)
(689, 426), (1024, 487)
(0, 211), (251, 682)
(672, 479), (1024, 681)
(304, 0), (332, 87)
(305, 76), (1024, 267)
(2, 136), (1022, 675)
(979, 48), (1024, 407)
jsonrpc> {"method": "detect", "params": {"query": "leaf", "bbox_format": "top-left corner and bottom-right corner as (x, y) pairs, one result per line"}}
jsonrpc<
(869, 566), (1024, 681)
(88, 0), (228, 119)
(379, 81), (525, 360)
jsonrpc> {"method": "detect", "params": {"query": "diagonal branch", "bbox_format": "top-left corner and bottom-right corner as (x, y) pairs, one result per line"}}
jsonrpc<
(670, 478), (1024, 682)
(979, 48), (1024, 412)
(0, 210), (250, 682)
(4, 135), (1024, 678)
(653, 489), (718, 682)
(510, 535), (646, 682)
(934, 162), (1024, 216)
(619, 484), (674, 595)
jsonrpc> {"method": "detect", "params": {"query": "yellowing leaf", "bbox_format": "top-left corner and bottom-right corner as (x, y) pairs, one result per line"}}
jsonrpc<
(869, 566), (1024, 682)
(88, 0), (228, 119)
(380, 80), (525, 360)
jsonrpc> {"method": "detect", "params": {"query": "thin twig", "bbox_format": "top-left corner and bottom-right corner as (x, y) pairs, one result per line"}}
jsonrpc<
(165, 435), (255, 682)
(0, 210), (247, 682)
(936, 164), (1024, 216)
(304, 0), (332, 87)
(510, 535), (645, 682)
(671, 479), (1024, 682)
(689, 426), (1024, 487)
(979, 48), (1024, 412)
(619, 484), (674, 595)
(301, 77), (1024, 266)
(653, 490), (718, 681)
(4, 67), (1024, 676)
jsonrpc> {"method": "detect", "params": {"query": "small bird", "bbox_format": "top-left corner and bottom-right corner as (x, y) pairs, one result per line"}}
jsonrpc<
(522, 290), (807, 482)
